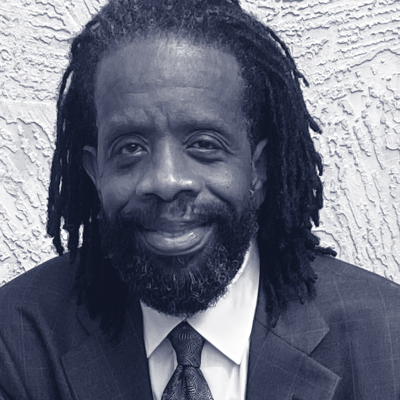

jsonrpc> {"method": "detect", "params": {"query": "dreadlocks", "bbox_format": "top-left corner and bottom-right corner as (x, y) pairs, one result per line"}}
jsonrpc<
(47, 0), (336, 340)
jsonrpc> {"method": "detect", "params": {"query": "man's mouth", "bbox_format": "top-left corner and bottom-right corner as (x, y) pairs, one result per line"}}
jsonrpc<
(138, 221), (215, 256)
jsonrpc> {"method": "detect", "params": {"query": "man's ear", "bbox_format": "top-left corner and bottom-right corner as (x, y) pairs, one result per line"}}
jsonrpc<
(251, 138), (268, 207)
(82, 145), (100, 192)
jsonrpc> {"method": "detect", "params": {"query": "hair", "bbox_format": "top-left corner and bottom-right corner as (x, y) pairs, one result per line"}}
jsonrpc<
(47, 0), (336, 340)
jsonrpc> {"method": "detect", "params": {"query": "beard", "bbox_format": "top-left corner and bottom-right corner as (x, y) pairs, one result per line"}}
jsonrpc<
(98, 194), (259, 317)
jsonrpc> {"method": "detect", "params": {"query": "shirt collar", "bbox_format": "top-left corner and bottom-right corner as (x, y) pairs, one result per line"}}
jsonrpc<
(140, 238), (260, 365)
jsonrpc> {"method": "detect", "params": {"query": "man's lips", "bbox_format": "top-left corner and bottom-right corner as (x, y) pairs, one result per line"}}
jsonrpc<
(138, 220), (214, 256)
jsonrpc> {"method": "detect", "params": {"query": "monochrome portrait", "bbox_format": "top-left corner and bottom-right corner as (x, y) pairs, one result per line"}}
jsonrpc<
(0, 0), (399, 399)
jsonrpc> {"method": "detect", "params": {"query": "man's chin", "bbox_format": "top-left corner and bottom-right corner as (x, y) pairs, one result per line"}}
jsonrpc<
(137, 224), (216, 257)
(108, 234), (248, 317)
(125, 241), (243, 317)
(99, 199), (258, 316)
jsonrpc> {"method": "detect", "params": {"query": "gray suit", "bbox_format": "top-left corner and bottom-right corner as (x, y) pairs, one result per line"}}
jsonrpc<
(1, 254), (400, 399)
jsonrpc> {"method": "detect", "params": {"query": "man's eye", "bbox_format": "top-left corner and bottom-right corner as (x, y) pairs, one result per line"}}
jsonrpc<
(192, 141), (217, 150)
(119, 143), (143, 155)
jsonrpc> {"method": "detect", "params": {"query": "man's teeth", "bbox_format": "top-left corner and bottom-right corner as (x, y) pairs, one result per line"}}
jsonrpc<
(156, 230), (197, 238)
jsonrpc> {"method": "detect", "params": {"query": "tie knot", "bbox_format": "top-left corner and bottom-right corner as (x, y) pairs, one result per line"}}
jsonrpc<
(168, 322), (205, 368)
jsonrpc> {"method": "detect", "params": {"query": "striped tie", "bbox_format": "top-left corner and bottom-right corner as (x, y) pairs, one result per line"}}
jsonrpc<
(161, 322), (214, 400)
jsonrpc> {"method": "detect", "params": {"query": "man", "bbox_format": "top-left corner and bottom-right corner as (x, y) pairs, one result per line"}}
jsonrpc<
(1, 0), (400, 399)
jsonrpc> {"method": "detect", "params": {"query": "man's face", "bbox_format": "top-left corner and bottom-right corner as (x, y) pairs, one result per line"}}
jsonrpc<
(83, 36), (267, 315)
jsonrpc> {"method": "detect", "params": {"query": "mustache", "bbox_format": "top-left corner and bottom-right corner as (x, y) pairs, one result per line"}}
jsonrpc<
(102, 194), (237, 229)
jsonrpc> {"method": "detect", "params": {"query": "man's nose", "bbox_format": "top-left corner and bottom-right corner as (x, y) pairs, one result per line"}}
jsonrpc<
(135, 141), (201, 202)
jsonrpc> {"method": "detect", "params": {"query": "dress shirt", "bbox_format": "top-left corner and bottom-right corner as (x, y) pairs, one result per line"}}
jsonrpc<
(140, 239), (260, 400)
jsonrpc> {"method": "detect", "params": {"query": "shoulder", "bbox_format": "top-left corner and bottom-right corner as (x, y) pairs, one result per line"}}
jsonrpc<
(0, 253), (77, 308)
(312, 254), (400, 323)
(0, 254), (85, 397)
(0, 253), (81, 344)
(310, 256), (400, 397)
(312, 254), (399, 286)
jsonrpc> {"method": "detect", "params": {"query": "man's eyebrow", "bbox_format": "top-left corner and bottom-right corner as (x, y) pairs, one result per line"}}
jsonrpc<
(101, 119), (149, 135)
(99, 116), (240, 141)
(98, 117), (155, 145)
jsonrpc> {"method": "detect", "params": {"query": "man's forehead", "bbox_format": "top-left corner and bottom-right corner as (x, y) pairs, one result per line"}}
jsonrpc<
(94, 36), (245, 102)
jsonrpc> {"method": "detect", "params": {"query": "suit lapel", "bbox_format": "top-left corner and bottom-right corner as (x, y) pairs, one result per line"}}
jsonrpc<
(60, 278), (340, 400)
(247, 288), (341, 400)
(61, 297), (153, 400)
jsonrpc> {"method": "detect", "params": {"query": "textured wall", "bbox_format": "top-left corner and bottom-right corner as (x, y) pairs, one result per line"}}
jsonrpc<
(0, 0), (399, 285)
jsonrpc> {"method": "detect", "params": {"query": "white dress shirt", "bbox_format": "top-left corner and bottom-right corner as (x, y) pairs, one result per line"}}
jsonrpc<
(140, 239), (260, 400)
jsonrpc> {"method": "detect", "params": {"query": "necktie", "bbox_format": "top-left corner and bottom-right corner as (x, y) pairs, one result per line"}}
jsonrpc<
(161, 321), (214, 400)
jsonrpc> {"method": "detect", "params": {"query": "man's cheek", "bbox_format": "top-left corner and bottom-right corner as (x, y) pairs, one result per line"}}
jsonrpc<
(100, 176), (138, 215)
(206, 167), (252, 209)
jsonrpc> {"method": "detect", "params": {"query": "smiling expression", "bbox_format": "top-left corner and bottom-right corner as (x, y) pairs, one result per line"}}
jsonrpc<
(83, 36), (267, 257)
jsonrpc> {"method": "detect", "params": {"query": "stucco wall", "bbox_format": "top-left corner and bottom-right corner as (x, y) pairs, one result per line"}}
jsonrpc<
(0, 0), (399, 285)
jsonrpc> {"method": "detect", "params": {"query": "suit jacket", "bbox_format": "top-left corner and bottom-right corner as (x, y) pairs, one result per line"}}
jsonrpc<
(0, 253), (400, 400)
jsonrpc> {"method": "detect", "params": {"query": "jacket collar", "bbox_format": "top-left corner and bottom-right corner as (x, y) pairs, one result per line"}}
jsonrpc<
(63, 283), (340, 400)
(247, 286), (341, 400)
(62, 297), (154, 400)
